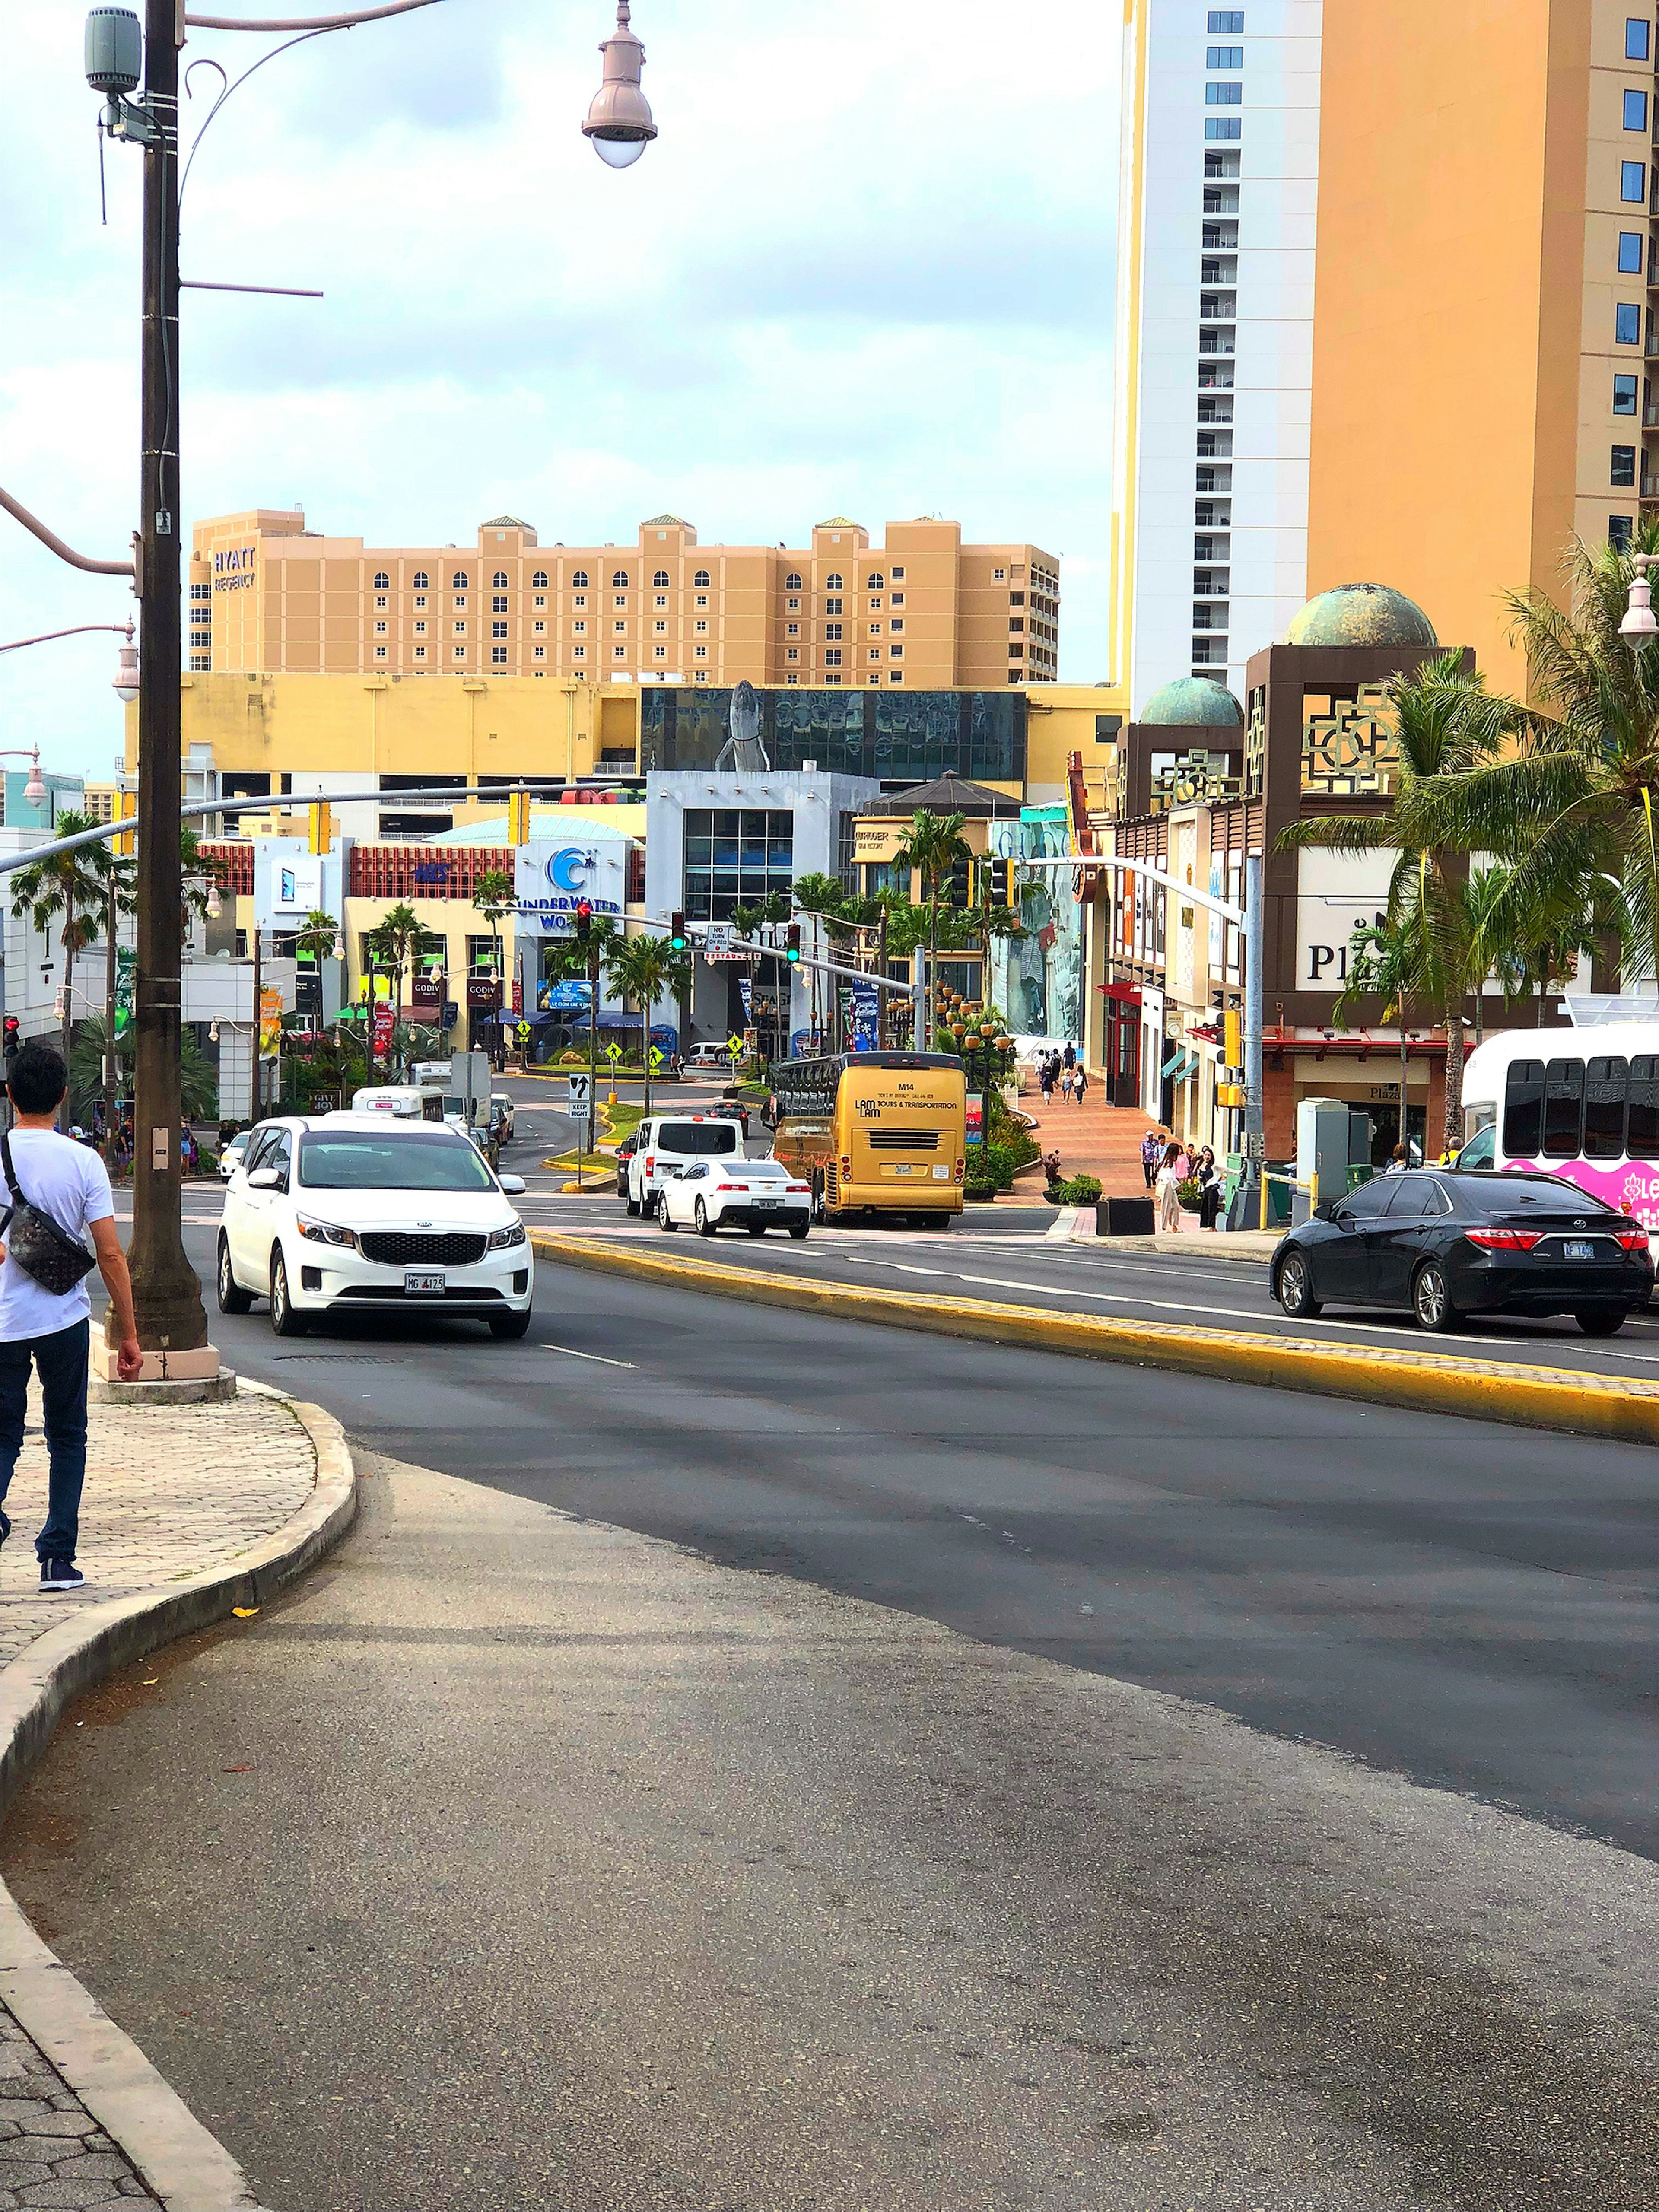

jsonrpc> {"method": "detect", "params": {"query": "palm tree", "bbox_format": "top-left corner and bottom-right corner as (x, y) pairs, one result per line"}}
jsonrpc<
(294, 909), (339, 965)
(1333, 914), (1425, 1160)
(9, 810), (115, 1128)
(71, 1015), (217, 1131)
(892, 810), (972, 1045)
(1402, 523), (1659, 991)
(790, 872), (847, 1045)
(605, 931), (691, 1115)
(471, 869), (514, 1045)
(1279, 653), (1518, 1148)
(369, 902), (421, 1072)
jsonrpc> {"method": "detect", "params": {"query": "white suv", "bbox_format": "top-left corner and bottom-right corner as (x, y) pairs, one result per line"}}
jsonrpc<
(626, 1113), (741, 1217)
(217, 1115), (533, 1340)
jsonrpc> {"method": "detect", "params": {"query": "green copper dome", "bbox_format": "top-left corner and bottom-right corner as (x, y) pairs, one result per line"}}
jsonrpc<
(1138, 677), (1245, 728)
(1282, 582), (1437, 648)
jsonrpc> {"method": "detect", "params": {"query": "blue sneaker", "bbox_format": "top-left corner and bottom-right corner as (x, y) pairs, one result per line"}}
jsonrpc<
(38, 1559), (86, 1593)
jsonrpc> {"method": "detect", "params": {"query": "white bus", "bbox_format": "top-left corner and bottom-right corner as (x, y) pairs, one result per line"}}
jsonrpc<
(1459, 1023), (1659, 1225)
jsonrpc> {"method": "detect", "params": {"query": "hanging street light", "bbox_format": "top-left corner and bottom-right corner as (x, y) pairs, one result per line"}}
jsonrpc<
(113, 621), (139, 702)
(1621, 550), (1658, 644)
(583, 0), (656, 168)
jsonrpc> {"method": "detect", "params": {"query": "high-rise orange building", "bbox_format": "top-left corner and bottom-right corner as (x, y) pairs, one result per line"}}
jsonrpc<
(1112, 0), (1652, 706)
(191, 509), (1059, 693)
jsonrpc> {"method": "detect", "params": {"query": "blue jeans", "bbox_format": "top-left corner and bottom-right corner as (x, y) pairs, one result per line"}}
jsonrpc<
(0, 1321), (89, 1564)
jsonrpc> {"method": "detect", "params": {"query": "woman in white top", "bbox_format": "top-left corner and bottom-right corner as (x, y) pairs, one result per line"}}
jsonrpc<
(1154, 1142), (1184, 1233)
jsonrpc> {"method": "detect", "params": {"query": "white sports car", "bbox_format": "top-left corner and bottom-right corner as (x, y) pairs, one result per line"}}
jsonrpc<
(656, 1157), (811, 1238)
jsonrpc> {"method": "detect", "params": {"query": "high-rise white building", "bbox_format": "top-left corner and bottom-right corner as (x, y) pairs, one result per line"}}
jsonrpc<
(1110, 2), (1323, 711)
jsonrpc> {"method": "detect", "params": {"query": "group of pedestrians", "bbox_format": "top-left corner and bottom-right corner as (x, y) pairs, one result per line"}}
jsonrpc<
(1140, 1126), (1224, 1233)
(1035, 1045), (1089, 1108)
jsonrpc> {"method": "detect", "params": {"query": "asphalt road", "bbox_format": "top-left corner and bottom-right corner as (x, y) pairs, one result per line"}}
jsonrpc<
(109, 1213), (1659, 1860)
(14, 1451), (1659, 2212)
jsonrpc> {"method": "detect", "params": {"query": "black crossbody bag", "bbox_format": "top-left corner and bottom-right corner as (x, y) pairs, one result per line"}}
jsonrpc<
(0, 1132), (98, 1297)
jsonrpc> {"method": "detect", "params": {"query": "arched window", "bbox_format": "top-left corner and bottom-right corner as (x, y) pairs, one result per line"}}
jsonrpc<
(451, 570), (469, 588)
(693, 569), (711, 588)
(785, 573), (802, 591)
(411, 571), (429, 589)
(612, 569), (630, 588)
(571, 569), (588, 588)
(825, 573), (843, 590)
(531, 571), (548, 588)
(493, 570), (509, 588)
(652, 569), (670, 588)
(866, 572), (885, 589)
(373, 572), (390, 590)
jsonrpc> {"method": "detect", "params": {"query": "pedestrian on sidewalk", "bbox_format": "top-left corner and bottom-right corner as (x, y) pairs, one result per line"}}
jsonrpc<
(1073, 1063), (1090, 1106)
(1039, 1055), (1057, 1105)
(0, 1043), (142, 1595)
(1140, 1127), (1162, 1189)
(1195, 1144), (1223, 1231)
(1155, 1141), (1184, 1233)
(1060, 1064), (1076, 1105)
(1062, 1041), (1076, 1072)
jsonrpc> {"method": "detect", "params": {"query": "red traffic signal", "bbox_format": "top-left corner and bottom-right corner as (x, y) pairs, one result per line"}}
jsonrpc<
(574, 899), (593, 942)
(1, 1017), (16, 1058)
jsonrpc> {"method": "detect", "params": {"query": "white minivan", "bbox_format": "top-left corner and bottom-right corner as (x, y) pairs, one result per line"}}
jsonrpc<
(625, 1113), (741, 1217)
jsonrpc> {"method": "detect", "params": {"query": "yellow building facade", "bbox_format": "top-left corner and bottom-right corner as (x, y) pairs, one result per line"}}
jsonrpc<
(191, 509), (1060, 695)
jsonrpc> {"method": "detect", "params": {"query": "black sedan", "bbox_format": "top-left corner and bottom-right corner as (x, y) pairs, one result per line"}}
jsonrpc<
(1270, 1169), (1653, 1335)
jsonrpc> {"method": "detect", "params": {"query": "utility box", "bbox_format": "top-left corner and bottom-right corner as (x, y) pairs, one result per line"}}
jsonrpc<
(1297, 1095), (1351, 1211)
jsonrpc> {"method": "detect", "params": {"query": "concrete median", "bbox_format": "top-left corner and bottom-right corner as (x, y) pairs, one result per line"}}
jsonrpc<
(529, 1229), (1659, 1446)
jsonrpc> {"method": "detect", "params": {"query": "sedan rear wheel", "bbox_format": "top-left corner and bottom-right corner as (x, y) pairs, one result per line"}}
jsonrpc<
(1412, 1260), (1455, 1332)
(1575, 1308), (1628, 1337)
(1277, 1251), (1322, 1319)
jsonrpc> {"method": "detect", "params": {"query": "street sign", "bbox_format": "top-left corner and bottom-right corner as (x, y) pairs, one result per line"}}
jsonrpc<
(604, 1041), (623, 1065)
(567, 1072), (592, 1107)
(648, 1046), (664, 1070)
(704, 924), (747, 965)
(726, 1032), (746, 1062)
(515, 1021), (531, 1043)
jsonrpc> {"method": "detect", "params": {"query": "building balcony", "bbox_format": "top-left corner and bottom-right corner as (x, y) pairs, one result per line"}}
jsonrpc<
(1642, 475), (1659, 499)
(1198, 332), (1236, 356)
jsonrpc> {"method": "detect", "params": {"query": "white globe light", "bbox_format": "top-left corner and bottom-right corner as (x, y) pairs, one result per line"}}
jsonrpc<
(22, 753), (47, 809)
(591, 133), (647, 168)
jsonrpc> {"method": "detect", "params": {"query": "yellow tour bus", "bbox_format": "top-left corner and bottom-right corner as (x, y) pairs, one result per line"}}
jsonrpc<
(766, 1052), (967, 1226)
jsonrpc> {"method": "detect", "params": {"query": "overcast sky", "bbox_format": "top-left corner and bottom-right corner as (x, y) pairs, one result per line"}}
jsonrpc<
(1, 0), (1116, 783)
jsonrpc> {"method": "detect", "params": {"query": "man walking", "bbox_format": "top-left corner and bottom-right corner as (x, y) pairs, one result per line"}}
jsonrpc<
(0, 1042), (142, 1592)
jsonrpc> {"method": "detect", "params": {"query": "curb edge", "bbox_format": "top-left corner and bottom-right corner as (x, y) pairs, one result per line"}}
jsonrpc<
(0, 1394), (358, 2212)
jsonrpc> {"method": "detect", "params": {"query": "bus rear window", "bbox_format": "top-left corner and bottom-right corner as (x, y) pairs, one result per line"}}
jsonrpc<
(1584, 1055), (1629, 1158)
(656, 1122), (737, 1154)
(1631, 1056), (1659, 1155)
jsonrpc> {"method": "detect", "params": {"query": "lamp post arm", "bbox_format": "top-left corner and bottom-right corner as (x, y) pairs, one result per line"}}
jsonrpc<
(0, 622), (133, 654)
(0, 486), (134, 579)
(184, 0), (444, 28)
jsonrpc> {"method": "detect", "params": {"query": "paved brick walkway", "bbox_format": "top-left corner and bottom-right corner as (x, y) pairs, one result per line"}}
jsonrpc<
(0, 1382), (320, 2207)
(0, 1388), (317, 1667)
(1013, 1070), (1157, 1196)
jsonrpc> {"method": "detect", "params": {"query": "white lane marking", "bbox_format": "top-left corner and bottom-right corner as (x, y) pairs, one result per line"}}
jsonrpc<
(545, 1343), (636, 1368)
(821, 1251), (1659, 1367)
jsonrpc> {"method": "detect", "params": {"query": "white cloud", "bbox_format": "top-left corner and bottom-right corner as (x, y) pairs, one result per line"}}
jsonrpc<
(0, 0), (1117, 777)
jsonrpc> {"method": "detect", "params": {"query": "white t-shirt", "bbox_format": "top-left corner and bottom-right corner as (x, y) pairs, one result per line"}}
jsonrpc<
(0, 1130), (114, 1342)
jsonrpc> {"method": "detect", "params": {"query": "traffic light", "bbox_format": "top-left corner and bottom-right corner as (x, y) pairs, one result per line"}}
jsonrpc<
(507, 788), (532, 846)
(308, 799), (333, 856)
(980, 855), (1011, 908)
(2, 1017), (17, 1061)
(669, 910), (687, 953)
(1224, 1007), (1242, 1070)
(785, 923), (801, 964)
(574, 900), (593, 944)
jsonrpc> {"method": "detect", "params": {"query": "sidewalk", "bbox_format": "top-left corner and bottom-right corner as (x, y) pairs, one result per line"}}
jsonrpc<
(1013, 1080), (1154, 1197)
(0, 1379), (340, 2212)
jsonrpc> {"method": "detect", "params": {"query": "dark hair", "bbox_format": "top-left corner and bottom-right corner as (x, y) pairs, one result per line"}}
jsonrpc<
(6, 1040), (67, 1117)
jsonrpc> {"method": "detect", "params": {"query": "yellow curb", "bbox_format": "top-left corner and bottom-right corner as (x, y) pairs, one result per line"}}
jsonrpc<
(528, 1230), (1659, 1447)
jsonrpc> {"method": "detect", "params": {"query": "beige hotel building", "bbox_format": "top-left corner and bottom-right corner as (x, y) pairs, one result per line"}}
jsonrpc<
(191, 510), (1060, 693)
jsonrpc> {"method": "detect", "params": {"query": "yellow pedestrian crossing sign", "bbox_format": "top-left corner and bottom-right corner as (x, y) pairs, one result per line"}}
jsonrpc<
(726, 1033), (746, 1062)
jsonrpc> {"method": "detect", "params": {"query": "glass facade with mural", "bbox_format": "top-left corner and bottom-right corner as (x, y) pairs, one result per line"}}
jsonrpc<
(640, 687), (1026, 785)
(988, 806), (1082, 1046)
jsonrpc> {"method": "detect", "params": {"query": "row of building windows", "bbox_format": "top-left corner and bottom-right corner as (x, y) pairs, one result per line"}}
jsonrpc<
(348, 564), (916, 596)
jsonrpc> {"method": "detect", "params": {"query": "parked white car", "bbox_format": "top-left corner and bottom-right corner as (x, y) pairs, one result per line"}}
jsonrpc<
(657, 1156), (811, 1238)
(216, 1114), (532, 1340)
(626, 1113), (742, 1217)
(218, 1129), (254, 1182)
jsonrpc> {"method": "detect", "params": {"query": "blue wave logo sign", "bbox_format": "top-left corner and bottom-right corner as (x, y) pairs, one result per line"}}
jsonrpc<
(547, 849), (594, 894)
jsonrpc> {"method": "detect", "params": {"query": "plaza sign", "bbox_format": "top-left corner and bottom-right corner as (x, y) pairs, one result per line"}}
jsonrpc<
(513, 838), (627, 934)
